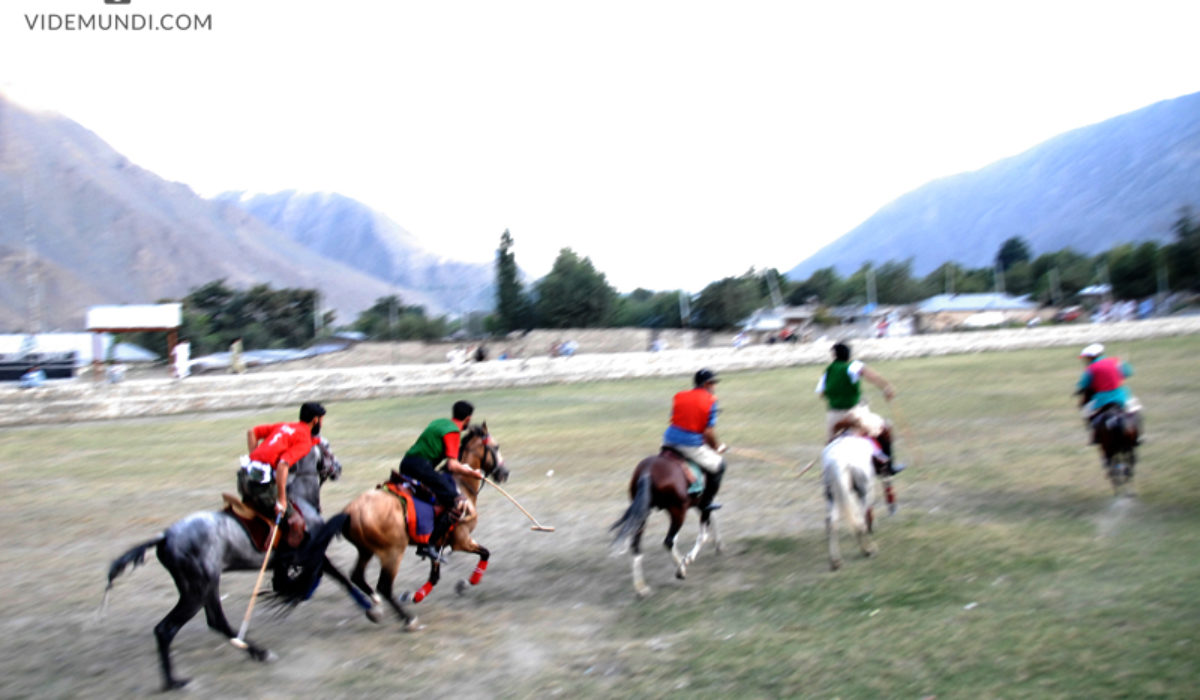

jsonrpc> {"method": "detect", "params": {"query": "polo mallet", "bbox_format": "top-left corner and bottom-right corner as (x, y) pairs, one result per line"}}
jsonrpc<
(481, 476), (555, 532)
(729, 445), (817, 477)
(888, 398), (923, 469)
(231, 512), (282, 649)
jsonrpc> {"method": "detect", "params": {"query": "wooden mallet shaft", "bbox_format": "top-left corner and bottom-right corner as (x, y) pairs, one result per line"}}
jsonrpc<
(481, 476), (555, 532)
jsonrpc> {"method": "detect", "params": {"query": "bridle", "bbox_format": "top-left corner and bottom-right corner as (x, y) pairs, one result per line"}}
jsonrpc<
(457, 428), (502, 496)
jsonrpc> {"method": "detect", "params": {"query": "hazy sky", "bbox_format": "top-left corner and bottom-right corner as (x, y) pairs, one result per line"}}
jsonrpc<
(3, 0), (1198, 293)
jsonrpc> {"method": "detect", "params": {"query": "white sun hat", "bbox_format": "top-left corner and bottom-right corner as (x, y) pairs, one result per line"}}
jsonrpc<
(1080, 343), (1105, 358)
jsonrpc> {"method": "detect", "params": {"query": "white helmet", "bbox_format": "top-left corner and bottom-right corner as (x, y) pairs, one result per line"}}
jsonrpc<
(1080, 343), (1105, 358)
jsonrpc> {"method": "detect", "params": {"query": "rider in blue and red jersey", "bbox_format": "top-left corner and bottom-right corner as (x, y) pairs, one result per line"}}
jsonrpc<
(662, 368), (726, 511)
(1075, 343), (1141, 443)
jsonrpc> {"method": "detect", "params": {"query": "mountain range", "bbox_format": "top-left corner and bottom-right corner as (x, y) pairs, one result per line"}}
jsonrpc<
(788, 91), (1200, 280)
(2, 87), (1197, 335)
(0, 95), (489, 333)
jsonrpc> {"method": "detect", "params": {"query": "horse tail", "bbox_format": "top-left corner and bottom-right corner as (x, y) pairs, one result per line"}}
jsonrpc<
(106, 535), (164, 592)
(825, 452), (867, 533)
(100, 535), (165, 615)
(271, 513), (349, 606)
(610, 472), (653, 547)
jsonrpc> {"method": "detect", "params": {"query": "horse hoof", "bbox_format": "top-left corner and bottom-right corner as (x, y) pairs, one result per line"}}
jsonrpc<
(830, 559), (843, 571)
(675, 569), (687, 580)
(403, 618), (424, 632)
(455, 580), (469, 596)
(366, 606), (384, 624)
(164, 677), (191, 691)
(635, 586), (653, 599)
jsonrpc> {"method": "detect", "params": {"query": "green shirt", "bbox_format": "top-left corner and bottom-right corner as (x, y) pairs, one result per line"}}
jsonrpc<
(822, 360), (862, 410)
(405, 417), (461, 463)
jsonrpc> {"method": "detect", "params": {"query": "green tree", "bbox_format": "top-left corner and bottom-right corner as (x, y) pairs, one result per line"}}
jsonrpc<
(494, 229), (532, 332)
(1106, 242), (1161, 299)
(874, 260), (922, 304)
(996, 237), (1032, 271)
(1166, 208), (1200, 291)
(920, 262), (970, 297)
(692, 272), (766, 329)
(786, 267), (840, 305)
(352, 295), (449, 341)
(614, 288), (684, 327)
(1029, 249), (1092, 304)
(121, 281), (327, 357)
(533, 248), (619, 328)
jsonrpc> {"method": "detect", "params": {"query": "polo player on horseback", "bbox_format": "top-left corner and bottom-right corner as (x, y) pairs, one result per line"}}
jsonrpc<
(661, 368), (726, 512)
(816, 341), (904, 476)
(237, 401), (326, 547)
(1075, 343), (1142, 444)
(399, 400), (483, 562)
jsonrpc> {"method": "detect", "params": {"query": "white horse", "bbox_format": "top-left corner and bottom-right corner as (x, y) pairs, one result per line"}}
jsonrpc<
(821, 434), (879, 570)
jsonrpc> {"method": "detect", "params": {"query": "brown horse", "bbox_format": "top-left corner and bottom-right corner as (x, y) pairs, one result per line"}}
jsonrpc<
(340, 424), (508, 627)
(610, 449), (724, 597)
(1091, 404), (1141, 496)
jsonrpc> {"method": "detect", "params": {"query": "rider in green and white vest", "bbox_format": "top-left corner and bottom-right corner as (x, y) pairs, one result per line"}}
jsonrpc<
(815, 341), (904, 475)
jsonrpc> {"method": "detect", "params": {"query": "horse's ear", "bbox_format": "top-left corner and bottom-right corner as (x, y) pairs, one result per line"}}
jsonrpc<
(481, 421), (488, 433)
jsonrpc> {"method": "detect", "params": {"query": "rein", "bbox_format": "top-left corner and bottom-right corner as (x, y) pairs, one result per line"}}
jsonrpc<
(456, 429), (497, 498)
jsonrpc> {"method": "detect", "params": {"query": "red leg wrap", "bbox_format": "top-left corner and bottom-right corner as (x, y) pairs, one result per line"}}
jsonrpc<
(412, 581), (434, 603)
(469, 560), (488, 585)
(885, 483), (896, 504)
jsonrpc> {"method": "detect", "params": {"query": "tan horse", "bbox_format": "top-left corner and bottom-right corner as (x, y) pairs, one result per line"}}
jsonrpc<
(341, 424), (508, 628)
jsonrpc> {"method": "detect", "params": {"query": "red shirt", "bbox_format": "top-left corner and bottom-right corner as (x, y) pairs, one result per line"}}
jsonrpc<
(249, 422), (316, 468)
(670, 388), (718, 434)
(1086, 357), (1124, 392)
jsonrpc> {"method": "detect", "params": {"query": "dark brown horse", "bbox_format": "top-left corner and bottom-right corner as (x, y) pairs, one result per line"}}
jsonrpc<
(610, 449), (724, 597)
(340, 424), (508, 628)
(1091, 404), (1141, 496)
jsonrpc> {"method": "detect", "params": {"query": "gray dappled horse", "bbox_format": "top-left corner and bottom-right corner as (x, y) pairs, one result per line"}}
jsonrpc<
(104, 439), (368, 691)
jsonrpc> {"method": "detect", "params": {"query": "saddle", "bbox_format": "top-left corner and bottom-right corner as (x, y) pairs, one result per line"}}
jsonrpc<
(380, 472), (449, 545)
(221, 493), (307, 551)
(1090, 404), (1140, 444)
(660, 447), (705, 496)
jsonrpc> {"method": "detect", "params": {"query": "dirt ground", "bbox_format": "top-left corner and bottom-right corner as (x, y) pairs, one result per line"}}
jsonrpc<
(0, 399), (824, 699)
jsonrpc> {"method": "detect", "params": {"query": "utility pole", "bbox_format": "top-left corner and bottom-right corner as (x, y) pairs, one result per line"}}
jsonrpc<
(23, 176), (41, 345)
(865, 267), (877, 307)
(994, 260), (1006, 294)
(765, 270), (783, 309)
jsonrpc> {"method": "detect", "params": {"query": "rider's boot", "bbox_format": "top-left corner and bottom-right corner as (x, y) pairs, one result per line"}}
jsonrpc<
(876, 427), (905, 476)
(417, 506), (459, 563)
(700, 462), (725, 512)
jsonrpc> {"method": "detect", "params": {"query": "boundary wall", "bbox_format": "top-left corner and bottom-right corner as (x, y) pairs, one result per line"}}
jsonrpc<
(3, 317), (1198, 427)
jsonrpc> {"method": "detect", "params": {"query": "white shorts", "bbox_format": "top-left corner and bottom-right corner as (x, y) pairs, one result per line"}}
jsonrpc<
(666, 443), (724, 472)
(827, 405), (886, 438)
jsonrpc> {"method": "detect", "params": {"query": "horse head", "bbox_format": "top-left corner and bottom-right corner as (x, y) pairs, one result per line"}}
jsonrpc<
(316, 437), (342, 484)
(463, 423), (508, 483)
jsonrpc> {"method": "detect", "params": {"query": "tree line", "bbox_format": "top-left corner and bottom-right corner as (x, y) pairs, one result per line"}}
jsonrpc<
(129, 209), (1200, 355)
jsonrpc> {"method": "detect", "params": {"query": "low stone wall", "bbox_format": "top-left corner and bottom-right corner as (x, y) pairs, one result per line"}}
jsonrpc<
(3, 317), (1197, 427)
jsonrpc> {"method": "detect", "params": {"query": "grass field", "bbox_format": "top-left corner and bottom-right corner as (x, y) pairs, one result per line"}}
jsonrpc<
(1, 335), (1198, 699)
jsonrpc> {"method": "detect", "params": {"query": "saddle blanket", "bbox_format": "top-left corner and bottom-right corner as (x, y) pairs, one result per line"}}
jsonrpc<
(382, 480), (436, 544)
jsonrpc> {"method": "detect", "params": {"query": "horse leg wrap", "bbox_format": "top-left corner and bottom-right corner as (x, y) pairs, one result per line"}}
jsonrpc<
(469, 561), (488, 586)
(412, 581), (434, 603)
